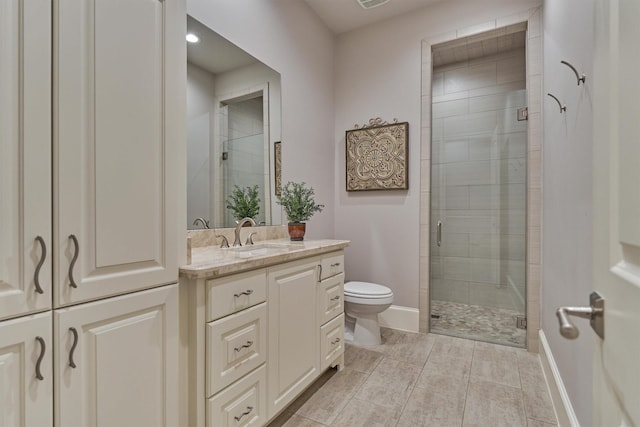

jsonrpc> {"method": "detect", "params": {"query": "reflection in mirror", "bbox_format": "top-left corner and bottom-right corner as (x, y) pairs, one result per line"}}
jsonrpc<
(186, 15), (282, 230)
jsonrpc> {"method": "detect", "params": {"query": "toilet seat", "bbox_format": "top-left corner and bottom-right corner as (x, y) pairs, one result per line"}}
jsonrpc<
(344, 281), (393, 305)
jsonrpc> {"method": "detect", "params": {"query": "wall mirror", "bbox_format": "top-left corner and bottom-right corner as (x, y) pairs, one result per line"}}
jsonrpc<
(187, 15), (282, 230)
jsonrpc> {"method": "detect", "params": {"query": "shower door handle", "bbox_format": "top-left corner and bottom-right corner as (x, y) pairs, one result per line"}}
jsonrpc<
(436, 221), (442, 247)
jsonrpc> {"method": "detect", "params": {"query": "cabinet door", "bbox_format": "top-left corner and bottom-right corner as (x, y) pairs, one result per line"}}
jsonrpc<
(0, 0), (51, 320)
(54, 284), (178, 427)
(267, 258), (319, 418)
(0, 312), (53, 427)
(53, 0), (185, 307)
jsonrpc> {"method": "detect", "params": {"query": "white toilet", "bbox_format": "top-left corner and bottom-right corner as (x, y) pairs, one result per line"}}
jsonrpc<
(344, 281), (394, 346)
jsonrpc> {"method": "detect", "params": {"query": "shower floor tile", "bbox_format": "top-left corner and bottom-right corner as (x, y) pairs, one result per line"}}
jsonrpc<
(430, 300), (526, 347)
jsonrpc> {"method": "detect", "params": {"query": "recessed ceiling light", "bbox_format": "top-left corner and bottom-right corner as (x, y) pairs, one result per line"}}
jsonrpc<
(356, 0), (391, 9)
(186, 33), (199, 43)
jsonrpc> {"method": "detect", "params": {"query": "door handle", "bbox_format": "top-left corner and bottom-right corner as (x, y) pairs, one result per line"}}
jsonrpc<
(436, 221), (442, 247)
(556, 291), (604, 339)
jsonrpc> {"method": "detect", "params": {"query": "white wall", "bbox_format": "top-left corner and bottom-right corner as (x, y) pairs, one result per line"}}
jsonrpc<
(333, 0), (540, 307)
(542, 0), (594, 426)
(187, 0), (336, 239)
(186, 63), (216, 229)
(541, 0), (594, 425)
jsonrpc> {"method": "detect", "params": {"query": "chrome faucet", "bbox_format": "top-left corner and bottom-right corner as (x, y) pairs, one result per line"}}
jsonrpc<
(193, 217), (209, 229)
(233, 217), (256, 247)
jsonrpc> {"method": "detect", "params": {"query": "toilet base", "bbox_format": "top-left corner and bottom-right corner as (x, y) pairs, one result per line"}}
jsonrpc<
(344, 312), (382, 346)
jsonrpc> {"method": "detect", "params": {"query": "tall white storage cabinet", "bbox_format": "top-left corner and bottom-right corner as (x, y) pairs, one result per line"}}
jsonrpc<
(0, 0), (52, 322)
(54, 285), (178, 426)
(0, 313), (53, 426)
(0, 0), (185, 425)
(54, 0), (183, 307)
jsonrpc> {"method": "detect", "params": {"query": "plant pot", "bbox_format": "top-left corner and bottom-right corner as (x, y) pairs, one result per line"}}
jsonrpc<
(288, 222), (306, 241)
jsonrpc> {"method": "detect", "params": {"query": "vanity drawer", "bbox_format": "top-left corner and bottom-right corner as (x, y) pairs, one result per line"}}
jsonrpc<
(207, 365), (266, 427)
(320, 252), (344, 280)
(320, 313), (345, 370)
(207, 269), (267, 321)
(318, 273), (344, 325)
(207, 302), (267, 397)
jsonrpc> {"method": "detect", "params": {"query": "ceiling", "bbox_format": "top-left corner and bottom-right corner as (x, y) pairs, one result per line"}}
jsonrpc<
(304, 0), (445, 34)
(186, 15), (258, 75)
(432, 23), (527, 67)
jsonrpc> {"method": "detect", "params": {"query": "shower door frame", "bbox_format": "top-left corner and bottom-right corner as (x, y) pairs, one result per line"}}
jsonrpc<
(418, 8), (544, 352)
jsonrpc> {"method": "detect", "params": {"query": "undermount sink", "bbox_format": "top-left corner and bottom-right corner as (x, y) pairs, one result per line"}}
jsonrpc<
(230, 243), (296, 258)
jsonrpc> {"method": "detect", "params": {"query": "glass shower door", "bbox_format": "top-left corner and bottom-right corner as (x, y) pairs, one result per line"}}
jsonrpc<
(429, 85), (528, 348)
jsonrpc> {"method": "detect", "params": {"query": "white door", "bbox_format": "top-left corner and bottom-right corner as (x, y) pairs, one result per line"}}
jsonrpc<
(592, 0), (640, 425)
(53, 0), (185, 307)
(54, 284), (178, 427)
(0, 312), (53, 427)
(0, 0), (51, 320)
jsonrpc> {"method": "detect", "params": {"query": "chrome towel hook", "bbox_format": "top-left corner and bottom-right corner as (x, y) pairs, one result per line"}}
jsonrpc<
(547, 93), (567, 113)
(560, 60), (586, 85)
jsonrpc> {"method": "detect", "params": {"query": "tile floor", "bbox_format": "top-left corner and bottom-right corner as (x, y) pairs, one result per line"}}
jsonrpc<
(431, 300), (527, 347)
(268, 328), (557, 427)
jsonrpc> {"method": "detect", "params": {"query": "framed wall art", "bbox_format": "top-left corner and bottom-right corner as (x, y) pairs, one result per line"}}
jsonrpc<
(345, 118), (408, 191)
(274, 141), (282, 196)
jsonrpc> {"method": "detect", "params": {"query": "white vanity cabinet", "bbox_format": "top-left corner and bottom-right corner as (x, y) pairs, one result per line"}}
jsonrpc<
(267, 258), (321, 418)
(317, 253), (345, 371)
(181, 245), (347, 427)
(183, 268), (269, 427)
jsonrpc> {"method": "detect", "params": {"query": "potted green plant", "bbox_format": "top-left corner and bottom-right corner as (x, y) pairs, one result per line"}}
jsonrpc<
(226, 185), (260, 223)
(276, 181), (324, 241)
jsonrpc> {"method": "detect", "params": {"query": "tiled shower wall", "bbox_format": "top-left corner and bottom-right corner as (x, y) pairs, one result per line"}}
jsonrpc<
(222, 98), (267, 227)
(420, 8), (543, 352)
(430, 47), (527, 313)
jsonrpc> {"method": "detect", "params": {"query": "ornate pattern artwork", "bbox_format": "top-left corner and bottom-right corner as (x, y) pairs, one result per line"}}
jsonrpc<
(346, 118), (409, 191)
(274, 141), (282, 196)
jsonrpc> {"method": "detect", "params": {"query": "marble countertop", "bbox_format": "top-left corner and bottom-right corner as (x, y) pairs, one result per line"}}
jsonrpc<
(180, 238), (350, 280)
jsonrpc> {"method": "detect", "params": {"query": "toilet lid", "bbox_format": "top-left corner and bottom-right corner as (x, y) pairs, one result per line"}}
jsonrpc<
(344, 281), (393, 297)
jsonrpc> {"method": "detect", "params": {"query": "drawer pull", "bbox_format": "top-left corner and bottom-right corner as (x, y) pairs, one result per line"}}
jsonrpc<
(234, 341), (254, 352)
(331, 262), (341, 267)
(34, 236), (46, 294)
(234, 406), (254, 421)
(317, 264), (322, 281)
(330, 295), (341, 301)
(233, 290), (253, 298)
(35, 336), (46, 380)
(331, 337), (341, 345)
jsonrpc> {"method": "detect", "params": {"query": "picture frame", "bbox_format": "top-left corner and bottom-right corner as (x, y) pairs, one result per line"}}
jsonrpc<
(274, 141), (282, 196)
(345, 120), (409, 191)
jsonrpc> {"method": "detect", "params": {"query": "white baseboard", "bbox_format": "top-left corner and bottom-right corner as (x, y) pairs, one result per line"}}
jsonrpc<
(378, 305), (419, 333)
(539, 330), (580, 427)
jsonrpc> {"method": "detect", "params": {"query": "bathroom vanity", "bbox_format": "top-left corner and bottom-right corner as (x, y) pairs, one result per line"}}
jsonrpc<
(180, 237), (349, 426)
